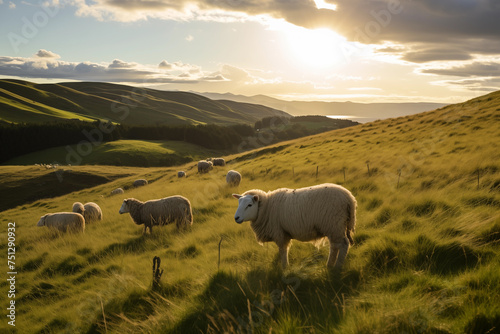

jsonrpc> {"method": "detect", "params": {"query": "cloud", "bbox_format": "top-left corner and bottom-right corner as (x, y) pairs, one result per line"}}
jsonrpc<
(219, 64), (251, 82)
(158, 60), (201, 74)
(108, 59), (137, 69)
(431, 77), (500, 93)
(422, 61), (500, 77)
(36, 49), (61, 59)
(64, 0), (500, 42)
(185, 34), (194, 42)
(0, 55), (203, 83)
(200, 74), (226, 81)
(402, 48), (473, 63)
(158, 60), (173, 70)
(348, 87), (382, 91)
(0, 55), (253, 86)
(63, 0), (500, 68)
(9, 1), (15, 8)
(0, 52), (332, 98)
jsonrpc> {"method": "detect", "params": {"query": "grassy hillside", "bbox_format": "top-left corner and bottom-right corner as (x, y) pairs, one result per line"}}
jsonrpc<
(3, 139), (225, 167)
(0, 165), (150, 212)
(0, 79), (289, 125)
(1, 90), (499, 333)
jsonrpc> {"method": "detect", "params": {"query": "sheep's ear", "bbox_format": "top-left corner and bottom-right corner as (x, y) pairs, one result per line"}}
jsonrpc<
(253, 195), (259, 202)
(232, 194), (242, 199)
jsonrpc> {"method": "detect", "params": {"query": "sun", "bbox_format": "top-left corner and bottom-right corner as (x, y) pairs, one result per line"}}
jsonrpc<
(286, 27), (345, 70)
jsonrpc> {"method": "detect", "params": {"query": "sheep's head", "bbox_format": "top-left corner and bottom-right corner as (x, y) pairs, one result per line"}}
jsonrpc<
(72, 202), (85, 214)
(37, 215), (47, 226)
(119, 199), (131, 214)
(233, 193), (259, 223)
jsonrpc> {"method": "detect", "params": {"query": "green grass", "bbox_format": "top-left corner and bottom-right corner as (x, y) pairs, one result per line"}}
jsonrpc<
(0, 79), (289, 125)
(0, 90), (499, 333)
(3, 139), (224, 167)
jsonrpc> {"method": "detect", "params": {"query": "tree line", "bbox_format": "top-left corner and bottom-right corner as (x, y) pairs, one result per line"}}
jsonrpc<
(0, 115), (358, 164)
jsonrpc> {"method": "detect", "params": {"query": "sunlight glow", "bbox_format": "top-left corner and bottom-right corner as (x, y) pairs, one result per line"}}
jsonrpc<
(314, 0), (338, 11)
(286, 27), (345, 70)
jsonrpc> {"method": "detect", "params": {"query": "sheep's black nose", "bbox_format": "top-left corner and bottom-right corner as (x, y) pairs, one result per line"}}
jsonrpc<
(234, 216), (240, 222)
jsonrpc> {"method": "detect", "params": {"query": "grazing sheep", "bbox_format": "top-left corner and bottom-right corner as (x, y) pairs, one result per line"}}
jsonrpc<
(213, 158), (226, 166)
(37, 212), (85, 233)
(72, 202), (84, 214)
(119, 196), (193, 234)
(133, 179), (148, 187)
(197, 160), (213, 174)
(73, 202), (102, 224)
(178, 171), (186, 178)
(226, 170), (242, 187)
(233, 183), (357, 269)
(111, 188), (124, 195)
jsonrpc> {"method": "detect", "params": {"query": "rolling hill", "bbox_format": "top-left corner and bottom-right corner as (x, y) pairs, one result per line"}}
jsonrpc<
(0, 90), (499, 333)
(0, 79), (290, 125)
(3, 139), (225, 168)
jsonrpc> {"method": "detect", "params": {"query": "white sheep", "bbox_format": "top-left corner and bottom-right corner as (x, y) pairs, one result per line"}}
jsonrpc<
(178, 171), (186, 178)
(226, 170), (242, 187)
(213, 158), (226, 166)
(111, 188), (124, 195)
(73, 202), (103, 224)
(72, 202), (84, 214)
(133, 179), (148, 187)
(37, 212), (85, 233)
(198, 160), (213, 174)
(233, 183), (357, 269)
(119, 196), (193, 234)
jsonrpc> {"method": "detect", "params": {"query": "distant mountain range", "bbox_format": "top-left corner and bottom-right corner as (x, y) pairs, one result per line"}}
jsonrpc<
(0, 79), (289, 125)
(197, 92), (449, 123)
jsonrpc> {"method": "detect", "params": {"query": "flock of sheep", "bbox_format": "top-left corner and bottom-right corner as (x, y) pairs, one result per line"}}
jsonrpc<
(35, 163), (64, 169)
(36, 201), (102, 233)
(36, 157), (357, 268)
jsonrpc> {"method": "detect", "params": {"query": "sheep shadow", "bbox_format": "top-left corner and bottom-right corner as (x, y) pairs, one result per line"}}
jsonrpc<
(171, 266), (361, 333)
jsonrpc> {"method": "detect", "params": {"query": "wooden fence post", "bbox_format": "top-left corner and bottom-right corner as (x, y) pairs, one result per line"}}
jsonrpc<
(218, 236), (223, 271)
(152, 256), (163, 290)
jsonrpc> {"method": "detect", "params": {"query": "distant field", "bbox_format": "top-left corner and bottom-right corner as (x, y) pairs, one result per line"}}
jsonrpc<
(0, 90), (499, 333)
(4, 139), (224, 167)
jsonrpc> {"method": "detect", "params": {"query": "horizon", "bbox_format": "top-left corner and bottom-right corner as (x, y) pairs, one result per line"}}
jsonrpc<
(1, 1), (499, 104)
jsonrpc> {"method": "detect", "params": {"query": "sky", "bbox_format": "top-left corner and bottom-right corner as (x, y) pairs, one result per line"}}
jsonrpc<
(0, 0), (499, 103)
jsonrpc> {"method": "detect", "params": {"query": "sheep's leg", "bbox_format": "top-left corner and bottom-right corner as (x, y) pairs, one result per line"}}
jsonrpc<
(327, 237), (339, 267)
(328, 236), (350, 268)
(277, 239), (291, 269)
